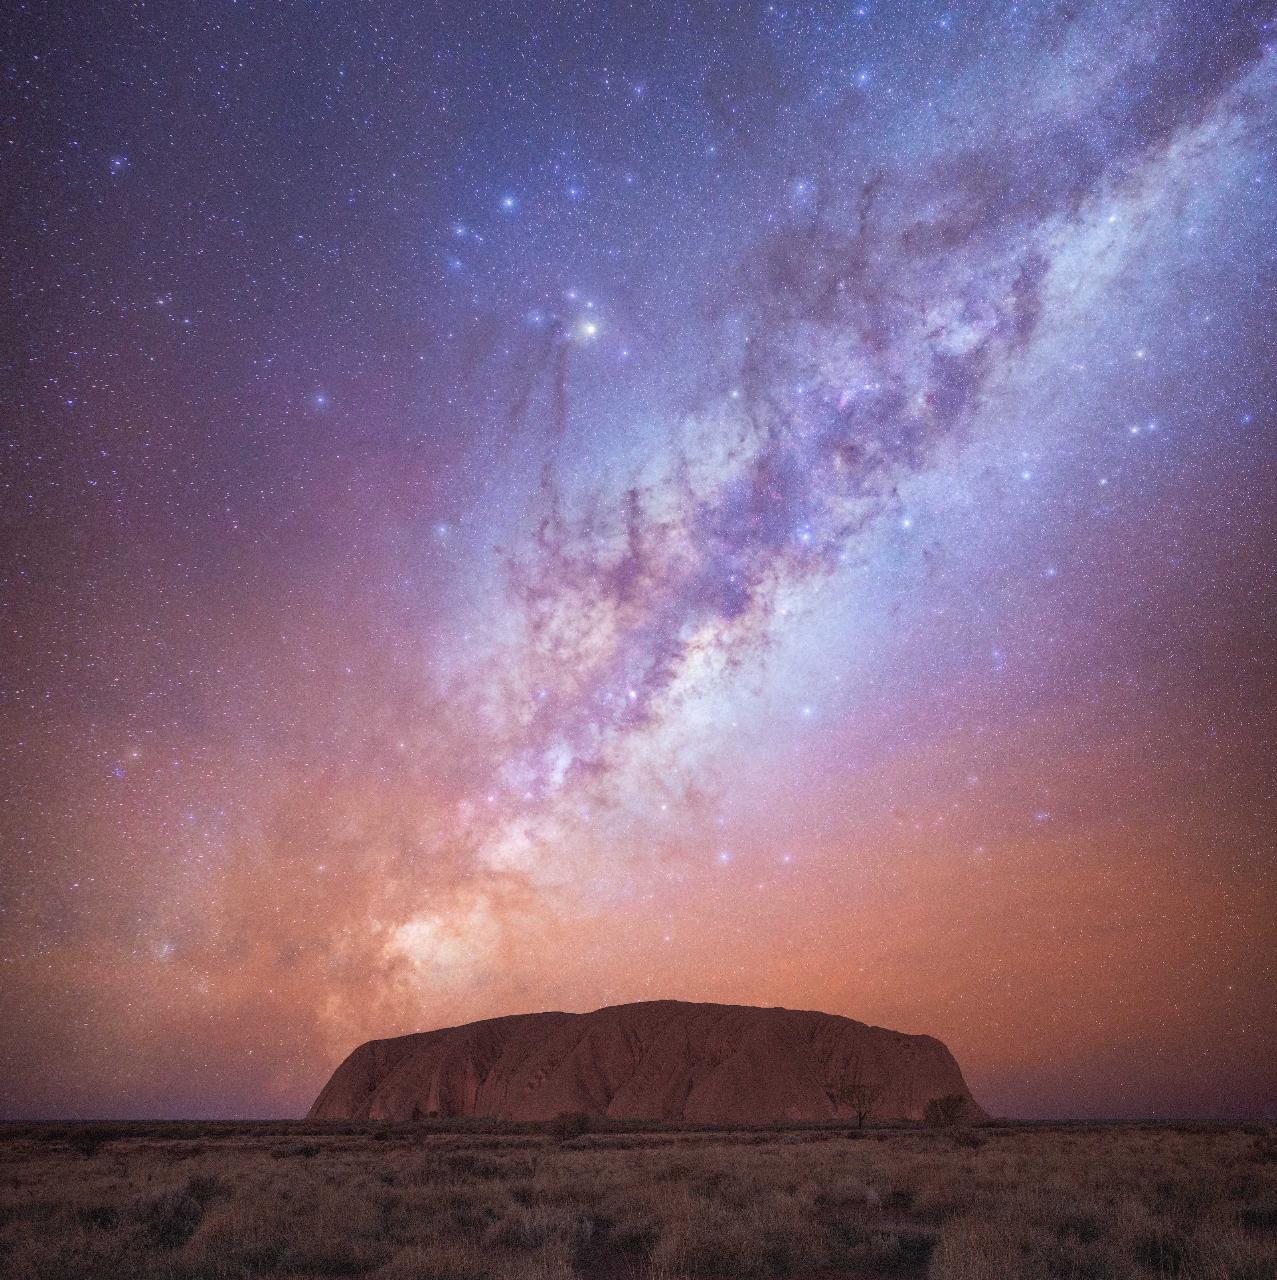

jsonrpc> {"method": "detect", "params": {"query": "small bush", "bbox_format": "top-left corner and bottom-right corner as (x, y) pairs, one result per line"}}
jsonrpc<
(135, 1188), (205, 1248)
(376, 1242), (490, 1279)
(76, 1203), (120, 1230)
(925, 1095), (971, 1127)
(65, 1128), (113, 1159)
(548, 1111), (592, 1140)
(271, 1140), (322, 1158)
(184, 1172), (231, 1203)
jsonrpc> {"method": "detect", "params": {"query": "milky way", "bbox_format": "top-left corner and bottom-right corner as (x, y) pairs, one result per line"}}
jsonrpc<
(3, 0), (1275, 1119)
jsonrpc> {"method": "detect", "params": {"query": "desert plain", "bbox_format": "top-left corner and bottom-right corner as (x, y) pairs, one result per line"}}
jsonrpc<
(3, 1119), (1275, 1280)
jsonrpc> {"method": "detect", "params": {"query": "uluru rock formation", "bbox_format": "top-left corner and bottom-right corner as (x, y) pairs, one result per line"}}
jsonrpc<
(309, 1000), (984, 1124)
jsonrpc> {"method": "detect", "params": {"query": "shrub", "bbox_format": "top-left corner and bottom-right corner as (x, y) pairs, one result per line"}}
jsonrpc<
(184, 1172), (231, 1204)
(376, 1242), (490, 1279)
(271, 1140), (322, 1158)
(76, 1203), (120, 1230)
(66, 1128), (113, 1159)
(548, 1111), (592, 1140)
(925, 1095), (970, 1127)
(134, 1188), (205, 1248)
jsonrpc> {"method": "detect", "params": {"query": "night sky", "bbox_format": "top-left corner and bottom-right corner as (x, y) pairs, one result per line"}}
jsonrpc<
(3, 0), (1276, 1121)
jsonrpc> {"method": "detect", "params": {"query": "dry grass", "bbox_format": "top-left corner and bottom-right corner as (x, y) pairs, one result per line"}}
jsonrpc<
(1, 1121), (1275, 1279)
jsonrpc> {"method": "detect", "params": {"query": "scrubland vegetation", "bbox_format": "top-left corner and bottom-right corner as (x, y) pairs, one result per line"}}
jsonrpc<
(2, 1120), (1275, 1279)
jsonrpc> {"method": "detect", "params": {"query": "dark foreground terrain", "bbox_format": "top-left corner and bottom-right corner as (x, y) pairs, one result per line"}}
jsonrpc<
(2, 1120), (1275, 1279)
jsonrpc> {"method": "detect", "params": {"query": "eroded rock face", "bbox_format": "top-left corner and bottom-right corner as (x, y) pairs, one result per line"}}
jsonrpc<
(308, 1001), (984, 1124)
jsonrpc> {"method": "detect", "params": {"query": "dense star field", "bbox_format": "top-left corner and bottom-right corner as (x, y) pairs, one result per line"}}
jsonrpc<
(2, 0), (1275, 1122)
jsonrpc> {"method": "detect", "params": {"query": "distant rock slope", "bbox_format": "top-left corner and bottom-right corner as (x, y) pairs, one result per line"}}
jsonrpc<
(308, 1000), (984, 1124)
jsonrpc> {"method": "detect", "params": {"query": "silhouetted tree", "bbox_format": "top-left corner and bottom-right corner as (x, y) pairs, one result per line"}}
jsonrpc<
(837, 1051), (884, 1127)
